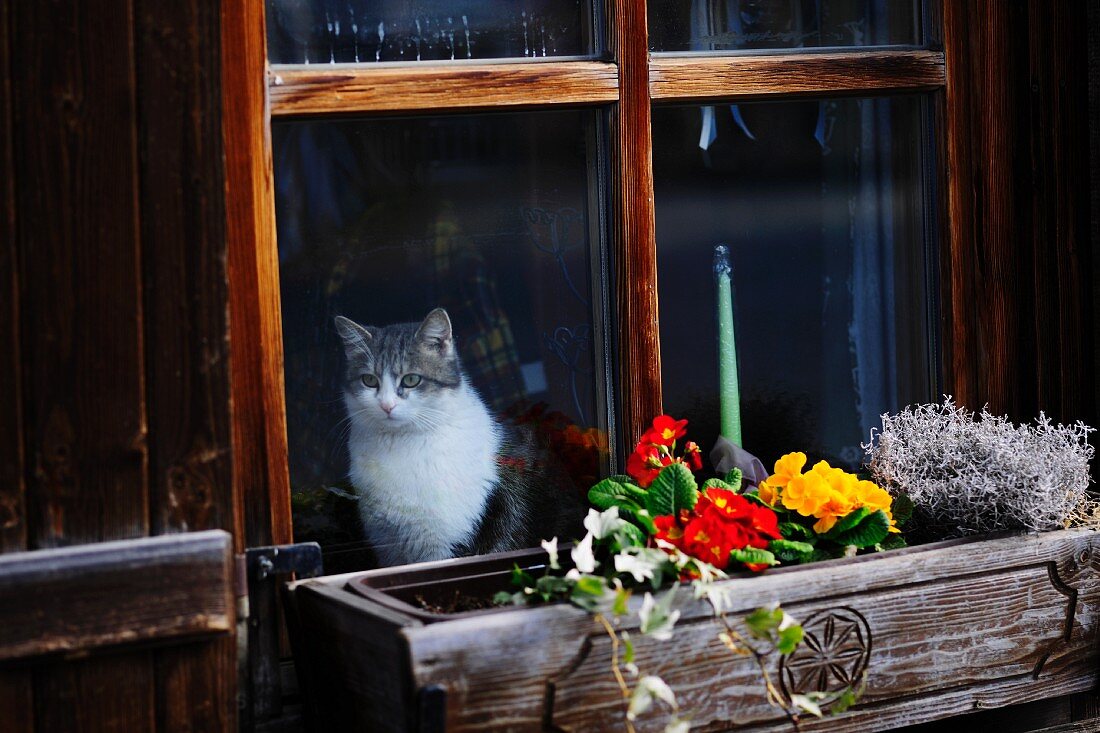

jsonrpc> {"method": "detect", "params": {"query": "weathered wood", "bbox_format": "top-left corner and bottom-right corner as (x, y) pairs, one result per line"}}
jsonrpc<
(0, 530), (234, 662)
(289, 530), (1100, 733)
(290, 582), (421, 732)
(0, 670), (33, 733)
(0, 0), (24, 556)
(223, 0), (291, 553)
(33, 653), (156, 733)
(612, 0), (662, 444)
(12, 0), (148, 549)
(269, 62), (620, 116)
(155, 637), (238, 733)
(649, 50), (946, 102)
(135, 0), (234, 538)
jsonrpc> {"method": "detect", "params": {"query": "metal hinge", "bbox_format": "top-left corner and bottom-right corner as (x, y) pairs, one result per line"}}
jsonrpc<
(237, 542), (323, 731)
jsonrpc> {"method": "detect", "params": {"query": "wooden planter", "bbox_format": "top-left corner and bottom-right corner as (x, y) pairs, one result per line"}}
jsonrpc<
(285, 528), (1100, 732)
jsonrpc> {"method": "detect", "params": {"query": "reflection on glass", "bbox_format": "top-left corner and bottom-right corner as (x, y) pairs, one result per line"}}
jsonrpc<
(274, 110), (605, 569)
(649, 0), (921, 52)
(266, 0), (595, 64)
(653, 96), (936, 473)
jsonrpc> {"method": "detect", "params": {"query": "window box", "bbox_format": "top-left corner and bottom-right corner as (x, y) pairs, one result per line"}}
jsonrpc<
(286, 527), (1100, 732)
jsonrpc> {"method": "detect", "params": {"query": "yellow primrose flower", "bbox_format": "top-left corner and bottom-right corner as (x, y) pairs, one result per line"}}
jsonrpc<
(854, 480), (892, 512)
(781, 471), (831, 517)
(757, 479), (777, 506)
(770, 452), (807, 488)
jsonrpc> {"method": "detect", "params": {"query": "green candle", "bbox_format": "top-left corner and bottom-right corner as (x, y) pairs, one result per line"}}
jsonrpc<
(714, 244), (742, 446)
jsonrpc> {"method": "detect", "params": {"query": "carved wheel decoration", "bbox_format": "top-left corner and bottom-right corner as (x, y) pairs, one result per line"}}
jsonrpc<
(779, 607), (872, 708)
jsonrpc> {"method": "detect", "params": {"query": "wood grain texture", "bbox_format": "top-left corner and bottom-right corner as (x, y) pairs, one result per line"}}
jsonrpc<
(0, 530), (234, 662)
(33, 653), (155, 733)
(1091, 0), (1100, 445)
(223, 0), (292, 552)
(286, 529), (1100, 733)
(0, 0), (25, 554)
(0, 670), (33, 733)
(649, 50), (946, 102)
(12, 0), (148, 548)
(155, 637), (237, 733)
(943, 0), (1094, 426)
(269, 61), (620, 116)
(135, 0), (234, 538)
(612, 0), (662, 445)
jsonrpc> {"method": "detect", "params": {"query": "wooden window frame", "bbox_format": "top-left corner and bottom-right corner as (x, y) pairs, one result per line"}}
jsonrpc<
(223, 0), (955, 552)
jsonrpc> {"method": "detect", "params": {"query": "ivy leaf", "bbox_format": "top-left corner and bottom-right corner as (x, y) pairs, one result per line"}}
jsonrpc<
(832, 509), (891, 548)
(776, 624), (804, 655)
(768, 539), (815, 563)
(744, 605), (784, 639)
(730, 547), (778, 568)
(569, 575), (611, 612)
(822, 507), (872, 539)
(613, 521), (648, 550)
(492, 590), (519, 605)
(511, 564), (536, 589)
(613, 585), (632, 616)
(588, 477), (647, 511)
(790, 693), (825, 718)
(645, 463), (699, 517)
(779, 522), (815, 541)
(723, 467), (744, 492)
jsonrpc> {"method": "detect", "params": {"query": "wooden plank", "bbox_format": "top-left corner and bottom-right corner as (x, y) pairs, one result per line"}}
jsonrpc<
(291, 582), (420, 732)
(222, 0), (291, 553)
(649, 50), (945, 102)
(33, 653), (155, 733)
(0, 0), (25, 556)
(0, 670), (33, 733)
(0, 530), (234, 662)
(135, 0), (234, 537)
(269, 61), (619, 116)
(391, 529), (1100, 731)
(155, 637), (237, 733)
(611, 0), (662, 444)
(11, 0), (148, 548)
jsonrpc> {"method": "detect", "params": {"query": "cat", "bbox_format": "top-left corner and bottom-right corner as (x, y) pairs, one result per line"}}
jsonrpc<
(335, 308), (583, 567)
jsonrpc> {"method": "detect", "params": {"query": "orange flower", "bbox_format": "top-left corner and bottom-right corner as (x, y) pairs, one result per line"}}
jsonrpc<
(769, 452), (807, 489)
(781, 472), (831, 517)
(757, 479), (778, 506)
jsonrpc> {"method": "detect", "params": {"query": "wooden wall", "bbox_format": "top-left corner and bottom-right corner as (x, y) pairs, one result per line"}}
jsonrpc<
(0, 0), (237, 730)
(944, 0), (1096, 432)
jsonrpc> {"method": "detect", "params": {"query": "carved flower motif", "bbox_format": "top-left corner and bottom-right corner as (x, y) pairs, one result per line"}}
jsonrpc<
(780, 608), (871, 705)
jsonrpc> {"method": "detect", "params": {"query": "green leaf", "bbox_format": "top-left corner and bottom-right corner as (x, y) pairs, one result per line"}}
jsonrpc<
(588, 477), (647, 511)
(723, 468), (744, 492)
(891, 492), (915, 525)
(645, 462), (698, 517)
(776, 624), (804, 655)
(536, 575), (572, 599)
(613, 586), (631, 616)
(701, 478), (734, 493)
(768, 539), (815, 563)
(832, 686), (859, 714)
(492, 590), (518, 605)
(822, 507), (872, 539)
(569, 575), (611, 612)
(510, 564), (536, 589)
(744, 606), (784, 639)
(617, 505), (658, 535)
(878, 533), (907, 551)
(730, 547), (778, 568)
(623, 635), (635, 664)
(779, 522), (815, 541)
(832, 509), (891, 548)
(613, 521), (648, 550)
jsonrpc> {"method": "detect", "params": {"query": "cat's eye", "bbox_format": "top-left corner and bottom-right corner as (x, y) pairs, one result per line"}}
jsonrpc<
(401, 374), (422, 388)
(360, 374), (379, 389)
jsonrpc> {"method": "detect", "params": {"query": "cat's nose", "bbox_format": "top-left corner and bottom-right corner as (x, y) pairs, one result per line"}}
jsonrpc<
(380, 402), (396, 416)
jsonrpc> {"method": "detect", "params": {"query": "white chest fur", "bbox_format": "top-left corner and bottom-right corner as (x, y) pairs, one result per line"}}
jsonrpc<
(346, 388), (501, 566)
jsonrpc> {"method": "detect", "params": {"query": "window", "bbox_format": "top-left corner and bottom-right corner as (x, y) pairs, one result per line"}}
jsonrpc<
(232, 0), (948, 568)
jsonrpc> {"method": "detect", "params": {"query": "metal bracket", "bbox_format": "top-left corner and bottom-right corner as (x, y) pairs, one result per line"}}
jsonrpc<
(239, 542), (323, 731)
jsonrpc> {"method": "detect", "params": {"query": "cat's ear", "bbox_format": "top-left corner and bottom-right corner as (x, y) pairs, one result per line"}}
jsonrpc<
(415, 308), (454, 354)
(334, 316), (374, 360)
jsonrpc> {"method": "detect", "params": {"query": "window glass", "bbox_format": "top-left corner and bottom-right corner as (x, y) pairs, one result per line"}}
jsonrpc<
(652, 95), (936, 472)
(274, 110), (608, 568)
(649, 0), (922, 52)
(266, 0), (596, 64)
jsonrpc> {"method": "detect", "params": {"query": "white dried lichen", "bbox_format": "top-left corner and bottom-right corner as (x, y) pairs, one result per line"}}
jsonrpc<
(863, 398), (1097, 538)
